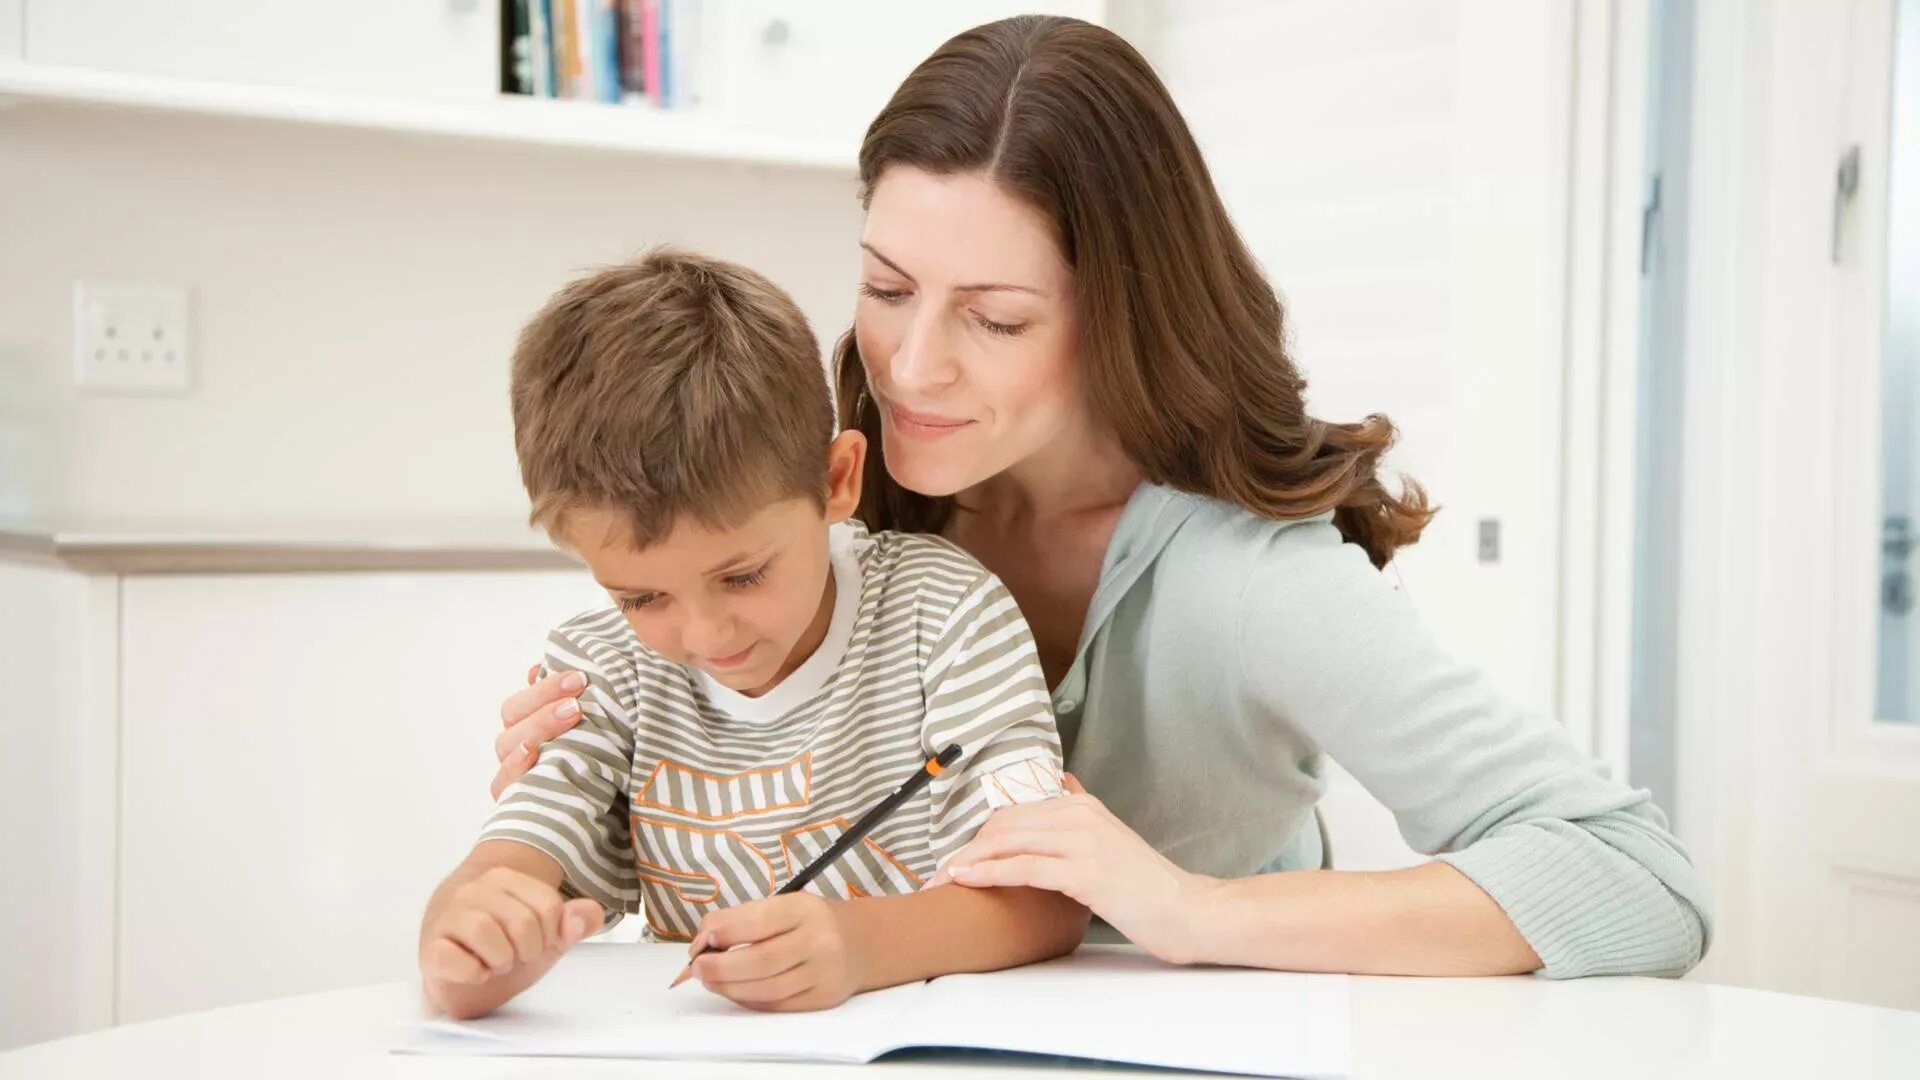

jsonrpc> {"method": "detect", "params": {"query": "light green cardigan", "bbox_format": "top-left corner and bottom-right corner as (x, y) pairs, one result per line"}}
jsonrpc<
(1052, 485), (1710, 978)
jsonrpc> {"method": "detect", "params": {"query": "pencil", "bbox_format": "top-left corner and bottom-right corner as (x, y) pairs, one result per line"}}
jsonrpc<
(669, 744), (963, 988)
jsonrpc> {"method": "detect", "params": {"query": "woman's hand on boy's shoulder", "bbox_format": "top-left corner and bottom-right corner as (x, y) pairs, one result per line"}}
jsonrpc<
(684, 893), (865, 1013)
(489, 664), (590, 799)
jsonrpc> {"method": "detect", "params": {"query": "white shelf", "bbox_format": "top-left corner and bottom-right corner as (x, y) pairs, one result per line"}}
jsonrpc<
(0, 62), (855, 172)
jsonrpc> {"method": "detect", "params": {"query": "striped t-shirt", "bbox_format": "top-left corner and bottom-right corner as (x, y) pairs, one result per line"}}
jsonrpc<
(481, 521), (1065, 941)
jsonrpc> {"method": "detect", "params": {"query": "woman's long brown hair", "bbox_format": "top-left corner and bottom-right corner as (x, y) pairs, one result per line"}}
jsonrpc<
(835, 15), (1434, 568)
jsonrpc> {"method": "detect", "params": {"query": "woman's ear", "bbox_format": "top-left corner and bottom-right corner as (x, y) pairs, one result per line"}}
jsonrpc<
(822, 430), (868, 524)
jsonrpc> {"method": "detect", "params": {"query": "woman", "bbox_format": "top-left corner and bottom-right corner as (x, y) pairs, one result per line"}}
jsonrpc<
(492, 15), (1708, 980)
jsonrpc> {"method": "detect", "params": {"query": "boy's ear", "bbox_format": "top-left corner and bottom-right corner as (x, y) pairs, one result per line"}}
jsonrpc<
(822, 430), (867, 524)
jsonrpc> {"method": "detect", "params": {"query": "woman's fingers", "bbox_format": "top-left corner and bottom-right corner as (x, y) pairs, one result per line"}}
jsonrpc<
(493, 695), (585, 763)
(498, 669), (588, 730)
(946, 826), (1074, 870)
(970, 794), (1109, 844)
(488, 668), (586, 800)
(949, 854), (1084, 899)
(489, 745), (536, 801)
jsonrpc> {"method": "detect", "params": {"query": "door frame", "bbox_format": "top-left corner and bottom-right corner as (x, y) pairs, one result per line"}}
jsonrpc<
(1667, 0), (1920, 1004)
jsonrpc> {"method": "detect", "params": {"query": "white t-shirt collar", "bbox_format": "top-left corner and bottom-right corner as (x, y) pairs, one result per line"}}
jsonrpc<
(694, 521), (863, 725)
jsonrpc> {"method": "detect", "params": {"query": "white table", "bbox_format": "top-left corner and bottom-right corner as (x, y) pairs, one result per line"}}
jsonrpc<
(5, 964), (1918, 1079)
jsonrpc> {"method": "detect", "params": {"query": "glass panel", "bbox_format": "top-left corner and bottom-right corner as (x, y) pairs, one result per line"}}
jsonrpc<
(1877, 0), (1920, 723)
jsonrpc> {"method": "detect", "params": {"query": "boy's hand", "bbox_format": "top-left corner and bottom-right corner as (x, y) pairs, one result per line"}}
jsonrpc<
(419, 865), (604, 1012)
(686, 893), (866, 1012)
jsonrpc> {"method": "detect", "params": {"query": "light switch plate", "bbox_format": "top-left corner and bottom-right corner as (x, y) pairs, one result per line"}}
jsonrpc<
(1477, 518), (1501, 563)
(73, 281), (192, 393)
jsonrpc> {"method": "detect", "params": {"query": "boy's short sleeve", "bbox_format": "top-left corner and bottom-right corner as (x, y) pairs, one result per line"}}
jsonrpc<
(479, 618), (641, 923)
(920, 574), (1066, 870)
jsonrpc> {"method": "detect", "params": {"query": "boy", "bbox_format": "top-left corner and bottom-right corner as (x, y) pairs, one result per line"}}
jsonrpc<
(419, 250), (1083, 1019)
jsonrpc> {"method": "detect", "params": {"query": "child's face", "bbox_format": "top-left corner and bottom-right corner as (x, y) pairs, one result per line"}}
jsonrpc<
(562, 432), (865, 698)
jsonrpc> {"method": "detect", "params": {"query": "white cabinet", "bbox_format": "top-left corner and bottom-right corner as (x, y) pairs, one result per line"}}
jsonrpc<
(7, 2), (1106, 166)
(115, 568), (607, 1022)
(24, 0), (501, 100)
(0, 560), (109, 1051)
(712, 1), (1107, 146)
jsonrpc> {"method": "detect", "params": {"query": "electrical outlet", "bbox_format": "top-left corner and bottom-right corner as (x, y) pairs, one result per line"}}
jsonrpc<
(73, 282), (192, 393)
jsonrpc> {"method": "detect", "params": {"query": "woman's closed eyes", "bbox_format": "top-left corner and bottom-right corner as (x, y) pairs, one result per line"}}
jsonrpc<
(859, 281), (1030, 338)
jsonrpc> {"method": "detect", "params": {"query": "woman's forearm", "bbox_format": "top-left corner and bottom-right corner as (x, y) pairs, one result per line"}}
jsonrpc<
(1186, 861), (1541, 976)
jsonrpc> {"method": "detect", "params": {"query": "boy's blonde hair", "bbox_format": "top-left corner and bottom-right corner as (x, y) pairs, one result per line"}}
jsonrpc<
(510, 249), (833, 548)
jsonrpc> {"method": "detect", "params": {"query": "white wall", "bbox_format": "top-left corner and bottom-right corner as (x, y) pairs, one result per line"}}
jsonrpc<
(1147, 0), (1578, 865)
(0, 107), (863, 521)
(1, 3), (1577, 640)
(1, 0), (1584, 924)
(1151, 0), (1573, 719)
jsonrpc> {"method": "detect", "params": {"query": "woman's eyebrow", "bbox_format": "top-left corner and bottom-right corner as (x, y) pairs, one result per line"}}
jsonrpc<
(861, 243), (916, 282)
(954, 281), (1045, 296)
(861, 242), (1046, 296)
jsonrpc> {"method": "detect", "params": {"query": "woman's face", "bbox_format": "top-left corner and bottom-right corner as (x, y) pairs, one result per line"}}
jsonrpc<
(854, 167), (1081, 499)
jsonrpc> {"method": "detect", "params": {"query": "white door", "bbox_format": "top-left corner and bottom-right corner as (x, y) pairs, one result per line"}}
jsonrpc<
(1677, 0), (1920, 1010)
(1879, 0), (1920, 733)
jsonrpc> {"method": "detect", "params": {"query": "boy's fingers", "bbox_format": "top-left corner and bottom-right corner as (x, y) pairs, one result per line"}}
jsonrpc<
(695, 928), (807, 985)
(526, 663), (541, 686)
(698, 896), (808, 948)
(449, 910), (516, 975)
(496, 899), (548, 962)
(493, 871), (567, 944)
(706, 960), (817, 1008)
(1061, 772), (1087, 795)
(497, 670), (588, 730)
(560, 898), (604, 944)
(422, 938), (489, 986)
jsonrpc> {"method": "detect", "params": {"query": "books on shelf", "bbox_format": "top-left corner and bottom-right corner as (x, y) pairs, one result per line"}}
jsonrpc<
(506, 0), (705, 110)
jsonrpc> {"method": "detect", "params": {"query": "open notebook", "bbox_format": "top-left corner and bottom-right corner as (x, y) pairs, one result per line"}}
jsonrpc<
(394, 943), (1349, 1078)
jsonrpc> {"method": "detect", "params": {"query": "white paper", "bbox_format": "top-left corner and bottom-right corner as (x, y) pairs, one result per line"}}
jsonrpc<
(397, 943), (920, 1063)
(918, 948), (1351, 1079)
(395, 943), (1350, 1078)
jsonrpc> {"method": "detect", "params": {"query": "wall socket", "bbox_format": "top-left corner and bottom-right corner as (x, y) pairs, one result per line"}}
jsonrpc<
(73, 281), (192, 393)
